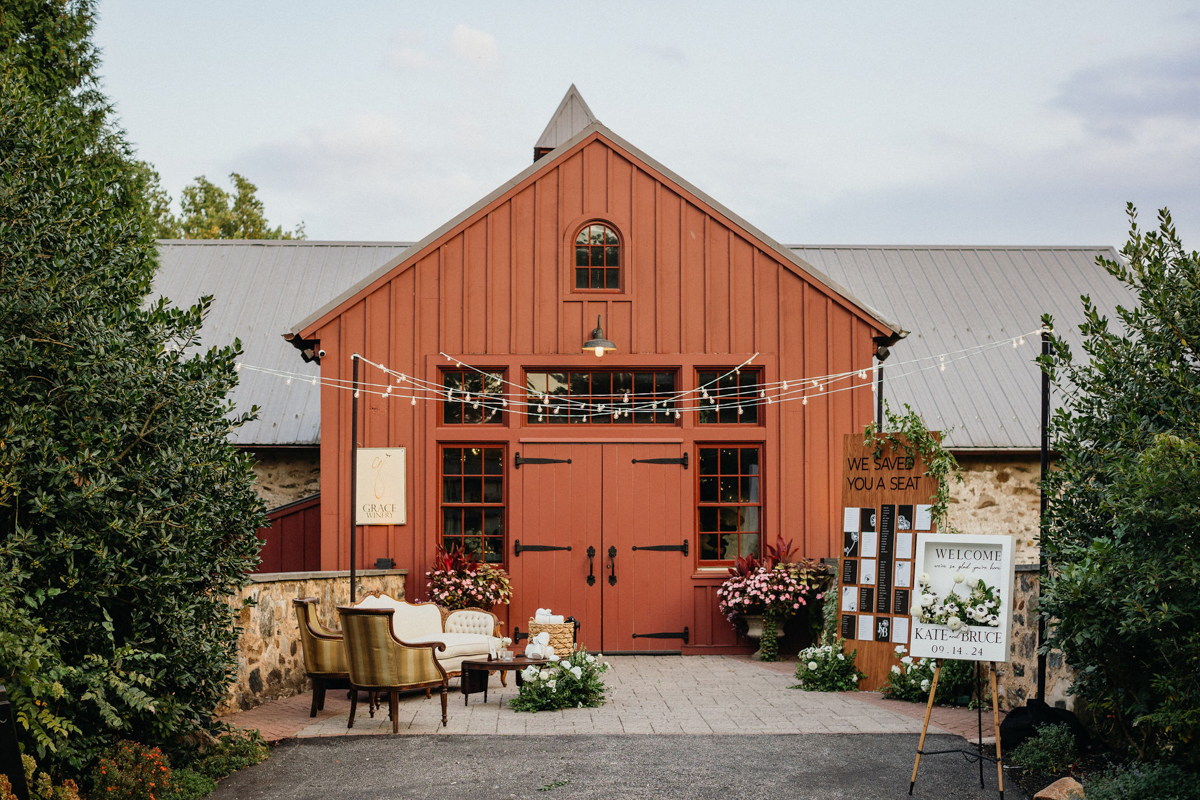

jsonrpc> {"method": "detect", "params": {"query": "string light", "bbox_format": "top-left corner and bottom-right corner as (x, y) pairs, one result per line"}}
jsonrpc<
(234, 363), (242, 372)
(286, 377), (292, 385)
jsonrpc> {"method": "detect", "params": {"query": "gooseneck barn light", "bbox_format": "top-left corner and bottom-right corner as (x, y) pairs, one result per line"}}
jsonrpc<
(582, 315), (617, 357)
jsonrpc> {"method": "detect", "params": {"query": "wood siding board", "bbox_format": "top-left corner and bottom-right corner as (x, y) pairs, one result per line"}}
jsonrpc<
(731, 236), (755, 354)
(513, 188), (536, 354)
(465, 220), (488, 354)
(535, 172), (560, 354)
(706, 222), (731, 354)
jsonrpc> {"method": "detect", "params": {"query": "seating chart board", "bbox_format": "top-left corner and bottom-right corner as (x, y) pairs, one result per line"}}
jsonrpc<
(839, 433), (938, 690)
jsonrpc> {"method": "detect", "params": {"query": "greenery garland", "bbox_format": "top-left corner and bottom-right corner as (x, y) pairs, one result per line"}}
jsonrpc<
(863, 401), (963, 532)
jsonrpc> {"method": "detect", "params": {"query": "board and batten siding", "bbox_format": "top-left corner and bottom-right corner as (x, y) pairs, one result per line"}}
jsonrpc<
(302, 131), (889, 649)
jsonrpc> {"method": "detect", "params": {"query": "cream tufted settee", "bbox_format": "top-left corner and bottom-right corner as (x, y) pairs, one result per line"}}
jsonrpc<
(353, 591), (502, 678)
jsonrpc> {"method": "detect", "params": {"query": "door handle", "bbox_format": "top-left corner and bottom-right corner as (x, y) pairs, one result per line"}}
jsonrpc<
(607, 545), (617, 586)
(586, 545), (596, 586)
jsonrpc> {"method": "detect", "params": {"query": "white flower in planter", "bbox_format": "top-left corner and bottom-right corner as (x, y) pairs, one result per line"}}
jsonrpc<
(808, 661), (819, 671)
(521, 666), (539, 681)
(901, 656), (913, 666)
(547, 679), (557, 692)
(585, 654), (596, 664)
(539, 669), (555, 680)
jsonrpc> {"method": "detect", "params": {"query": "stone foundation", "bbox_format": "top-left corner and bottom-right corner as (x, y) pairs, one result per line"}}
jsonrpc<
(995, 565), (1074, 711)
(218, 569), (406, 714)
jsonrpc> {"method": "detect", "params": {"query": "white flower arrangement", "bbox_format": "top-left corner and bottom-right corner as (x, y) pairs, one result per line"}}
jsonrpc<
(510, 647), (611, 713)
(916, 574), (1002, 628)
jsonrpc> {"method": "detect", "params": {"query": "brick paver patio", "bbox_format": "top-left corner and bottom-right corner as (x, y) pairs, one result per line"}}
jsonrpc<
(220, 655), (994, 741)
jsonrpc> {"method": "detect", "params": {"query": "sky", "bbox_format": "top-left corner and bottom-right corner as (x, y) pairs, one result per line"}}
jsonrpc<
(94, 1), (1200, 248)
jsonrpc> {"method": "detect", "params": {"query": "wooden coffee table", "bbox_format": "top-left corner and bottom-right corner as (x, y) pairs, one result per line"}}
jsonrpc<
(460, 655), (547, 705)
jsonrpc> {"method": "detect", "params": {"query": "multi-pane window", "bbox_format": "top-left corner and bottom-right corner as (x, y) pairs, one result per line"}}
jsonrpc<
(526, 370), (676, 424)
(443, 370), (504, 425)
(574, 223), (620, 290)
(697, 369), (761, 424)
(441, 446), (505, 564)
(697, 446), (762, 564)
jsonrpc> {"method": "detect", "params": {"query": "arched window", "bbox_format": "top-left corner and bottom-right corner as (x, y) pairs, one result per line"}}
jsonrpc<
(574, 223), (620, 290)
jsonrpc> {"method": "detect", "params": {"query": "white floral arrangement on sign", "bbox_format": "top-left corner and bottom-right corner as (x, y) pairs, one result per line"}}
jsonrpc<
(916, 572), (1002, 631)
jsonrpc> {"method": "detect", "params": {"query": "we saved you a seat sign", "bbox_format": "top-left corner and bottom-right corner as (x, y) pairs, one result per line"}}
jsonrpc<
(910, 533), (1015, 663)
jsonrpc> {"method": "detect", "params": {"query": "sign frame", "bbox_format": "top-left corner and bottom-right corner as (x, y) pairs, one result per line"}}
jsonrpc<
(910, 532), (1015, 663)
(355, 447), (407, 526)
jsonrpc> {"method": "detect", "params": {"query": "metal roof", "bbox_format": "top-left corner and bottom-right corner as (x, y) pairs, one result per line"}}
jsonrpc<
(787, 245), (1131, 450)
(152, 240), (412, 446)
(534, 84), (598, 152)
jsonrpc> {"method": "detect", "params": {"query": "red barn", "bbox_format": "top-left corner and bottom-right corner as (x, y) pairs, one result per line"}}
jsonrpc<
(285, 87), (901, 654)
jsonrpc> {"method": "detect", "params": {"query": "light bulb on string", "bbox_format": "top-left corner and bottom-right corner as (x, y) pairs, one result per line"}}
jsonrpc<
(782, 381), (789, 391)
(286, 377), (292, 385)
(1019, 335), (1026, 345)
(859, 371), (867, 380)
(1012, 337), (1020, 349)
(234, 363), (242, 372)
(737, 406), (744, 416)
(802, 396), (808, 405)
(354, 390), (360, 398)
(674, 410), (681, 419)
(397, 374), (406, 383)
(311, 377), (318, 386)
(410, 397), (416, 406)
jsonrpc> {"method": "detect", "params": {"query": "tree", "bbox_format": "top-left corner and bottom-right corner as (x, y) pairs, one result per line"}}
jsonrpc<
(1040, 205), (1200, 767)
(178, 172), (304, 240)
(0, 0), (266, 777)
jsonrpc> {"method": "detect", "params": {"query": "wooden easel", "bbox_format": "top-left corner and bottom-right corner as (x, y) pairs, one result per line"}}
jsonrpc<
(909, 660), (1005, 798)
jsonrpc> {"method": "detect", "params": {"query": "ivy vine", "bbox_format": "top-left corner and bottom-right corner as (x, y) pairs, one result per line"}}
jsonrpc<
(863, 401), (963, 533)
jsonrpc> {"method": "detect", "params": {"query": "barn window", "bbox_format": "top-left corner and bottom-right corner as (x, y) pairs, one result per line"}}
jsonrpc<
(526, 370), (676, 424)
(696, 369), (762, 424)
(443, 370), (505, 424)
(697, 445), (761, 565)
(574, 223), (621, 290)
(440, 445), (505, 564)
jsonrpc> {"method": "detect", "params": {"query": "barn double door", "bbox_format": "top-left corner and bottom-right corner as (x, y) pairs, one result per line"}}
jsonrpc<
(508, 441), (690, 653)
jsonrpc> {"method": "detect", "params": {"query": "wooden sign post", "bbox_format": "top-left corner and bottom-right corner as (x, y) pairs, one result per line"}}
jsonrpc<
(908, 533), (1016, 798)
(838, 433), (939, 689)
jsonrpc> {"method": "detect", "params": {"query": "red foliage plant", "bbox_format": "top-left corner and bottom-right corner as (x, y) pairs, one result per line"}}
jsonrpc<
(432, 544), (478, 573)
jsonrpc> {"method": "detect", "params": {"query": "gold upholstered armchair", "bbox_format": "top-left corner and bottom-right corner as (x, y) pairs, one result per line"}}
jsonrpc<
(337, 605), (450, 733)
(292, 597), (350, 717)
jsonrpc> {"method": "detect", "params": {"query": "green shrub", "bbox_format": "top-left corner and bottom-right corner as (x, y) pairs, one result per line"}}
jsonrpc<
(881, 648), (976, 704)
(186, 730), (268, 781)
(162, 768), (216, 800)
(1085, 763), (1200, 800)
(1009, 724), (1079, 774)
(791, 642), (865, 692)
(90, 741), (177, 800)
(510, 649), (611, 713)
(1, 754), (81, 800)
(1040, 207), (1200, 766)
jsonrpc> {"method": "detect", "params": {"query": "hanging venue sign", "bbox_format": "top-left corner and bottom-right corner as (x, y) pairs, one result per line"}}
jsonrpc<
(838, 432), (939, 689)
(910, 533), (1015, 663)
(355, 447), (407, 525)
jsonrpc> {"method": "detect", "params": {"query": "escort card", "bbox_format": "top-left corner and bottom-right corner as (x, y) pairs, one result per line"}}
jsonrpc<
(915, 504), (933, 531)
(894, 588), (911, 616)
(895, 560), (912, 588)
(843, 531), (860, 558)
(841, 586), (858, 612)
(843, 507), (860, 533)
(841, 614), (856, 639)
(897, 533), (914, 560)
(841, 559), (858, 585)
(857, 614), (874, 641)
(875, 616), (891, 642)
(892, 616), (909, 644)
(858, 587), (874, 612)
(860, 507), (877, 533)
(861, 531), (878, 558)
(861, 558), (877, 585)
(897, 504), (914, 531)
(880, 504), (895, 538)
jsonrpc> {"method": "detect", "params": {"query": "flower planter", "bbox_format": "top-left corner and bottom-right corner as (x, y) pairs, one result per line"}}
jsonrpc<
(744, 614), (765, 640)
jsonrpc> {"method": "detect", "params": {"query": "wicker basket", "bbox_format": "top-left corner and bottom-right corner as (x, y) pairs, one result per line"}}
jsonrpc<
(528, 619), (575, 654)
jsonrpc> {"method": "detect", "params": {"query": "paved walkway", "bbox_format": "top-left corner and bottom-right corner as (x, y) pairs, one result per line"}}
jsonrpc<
(221, 655), (992, 740)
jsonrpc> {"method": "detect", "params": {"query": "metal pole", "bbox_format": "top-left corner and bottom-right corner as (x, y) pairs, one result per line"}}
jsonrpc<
(1037, 328), (1050, 701)
(876, 363), (884, 428)
(349, 354), (360, 603)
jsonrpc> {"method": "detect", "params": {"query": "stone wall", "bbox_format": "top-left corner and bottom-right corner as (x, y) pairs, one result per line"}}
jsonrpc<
(948, 454), (1042, 565)
(245, 446), (320, 508)
(996, 565), (1075, 711)
(218, 569), (406, 714)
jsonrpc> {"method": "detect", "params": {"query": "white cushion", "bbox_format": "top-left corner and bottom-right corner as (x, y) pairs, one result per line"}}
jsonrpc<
(407, 632), (496, 659)
(445, 610), (496, 636)
(356, 595), (443, 640)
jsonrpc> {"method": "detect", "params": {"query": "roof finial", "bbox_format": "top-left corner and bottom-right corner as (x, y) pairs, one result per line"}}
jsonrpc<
(533, 84), (599, 161)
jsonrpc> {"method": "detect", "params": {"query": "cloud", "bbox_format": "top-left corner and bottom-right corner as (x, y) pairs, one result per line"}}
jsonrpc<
(1056, 48), (1200, 137)
(640, 43), (688, 65)
(450, 24), (498, 69)
(384, 28), (432, 72)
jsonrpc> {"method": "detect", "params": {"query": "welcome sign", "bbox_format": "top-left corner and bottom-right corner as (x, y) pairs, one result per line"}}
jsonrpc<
(910, 533), (1014, 663)
(355, 447), (407, 525)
